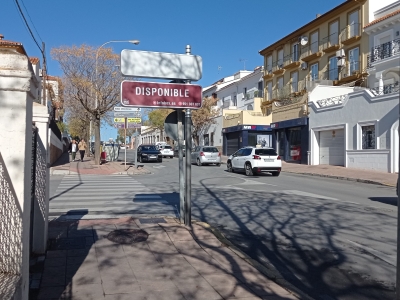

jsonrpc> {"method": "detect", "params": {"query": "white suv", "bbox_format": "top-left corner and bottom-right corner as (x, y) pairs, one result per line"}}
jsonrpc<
(227, 147), (282, 176)
(159, 145), (174, 158)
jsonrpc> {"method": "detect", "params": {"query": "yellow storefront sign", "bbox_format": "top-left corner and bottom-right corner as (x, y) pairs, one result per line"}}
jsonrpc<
(114, 118), (125, 123)
(127, 118), (141, 123)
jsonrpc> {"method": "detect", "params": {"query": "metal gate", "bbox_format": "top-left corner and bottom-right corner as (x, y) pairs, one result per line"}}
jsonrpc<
(30, 125), (47, 254)
(30, 126), (37, 255)
(226, 132), (240, 156)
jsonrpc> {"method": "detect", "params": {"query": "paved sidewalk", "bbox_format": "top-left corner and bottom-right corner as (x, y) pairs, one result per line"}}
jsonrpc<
(50, 152), (151, 176)
(31, 217), (300, 300)
(221, 156), (397, 187)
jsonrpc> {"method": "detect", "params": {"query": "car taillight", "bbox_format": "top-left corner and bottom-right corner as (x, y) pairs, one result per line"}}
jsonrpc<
(253, 155), (261, 160)
(218, 152), (221, 157)
(277, 156), (281, 160)
(200, 152), (205, 156)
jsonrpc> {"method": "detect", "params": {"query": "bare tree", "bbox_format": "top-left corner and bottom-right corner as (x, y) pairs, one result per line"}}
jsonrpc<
(191, 97), (220, 146)
(51, 44), (123, 164)
(147, 109), (174, 141)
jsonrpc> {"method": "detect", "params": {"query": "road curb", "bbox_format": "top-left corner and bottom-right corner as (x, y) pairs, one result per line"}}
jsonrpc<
(282, 170), (395, 187)
(194, 220), (313, 300)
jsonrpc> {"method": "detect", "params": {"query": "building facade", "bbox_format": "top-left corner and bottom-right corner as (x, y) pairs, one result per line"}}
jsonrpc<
(202, 67), (264, 153)
(308, 1), (399, 173)
(259, 0), (374, 163)
(222, 98), (272, 155)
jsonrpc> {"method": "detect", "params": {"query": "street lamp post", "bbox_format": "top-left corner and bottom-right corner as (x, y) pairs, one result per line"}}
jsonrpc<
(92, 39), (140, 164)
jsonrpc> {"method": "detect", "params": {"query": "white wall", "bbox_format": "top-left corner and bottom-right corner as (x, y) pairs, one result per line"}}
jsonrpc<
(0, 49), (36, 300)
(309, 88), (399, 172)
(308, 85), (357, 104)
(347, 149), (390, 172)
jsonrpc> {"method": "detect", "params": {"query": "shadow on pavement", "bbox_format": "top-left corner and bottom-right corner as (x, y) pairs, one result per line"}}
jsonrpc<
(34, 215), (298, 299)
(369, 197), (398, 206)
(192, 181), (396, 300)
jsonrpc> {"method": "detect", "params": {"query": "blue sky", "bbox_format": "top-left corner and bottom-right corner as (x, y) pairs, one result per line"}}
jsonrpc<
(3, 0), (344, 140)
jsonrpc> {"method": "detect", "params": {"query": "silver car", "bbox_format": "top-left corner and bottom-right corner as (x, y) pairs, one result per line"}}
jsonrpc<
(191, 146), (221, 166)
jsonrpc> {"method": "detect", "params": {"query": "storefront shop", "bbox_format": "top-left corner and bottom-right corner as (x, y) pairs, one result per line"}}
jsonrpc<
(271, 117), (308, 164)
(222, 125), (272, 156)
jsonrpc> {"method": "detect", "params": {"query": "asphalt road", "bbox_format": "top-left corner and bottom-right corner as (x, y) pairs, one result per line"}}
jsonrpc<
(129, 151), (397, 300)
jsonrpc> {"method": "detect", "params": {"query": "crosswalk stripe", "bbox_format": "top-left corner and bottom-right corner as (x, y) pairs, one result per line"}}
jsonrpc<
(49, 174), (176, 219)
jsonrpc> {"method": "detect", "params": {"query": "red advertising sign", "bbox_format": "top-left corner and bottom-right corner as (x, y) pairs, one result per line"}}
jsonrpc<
(121, 81), (202, 109)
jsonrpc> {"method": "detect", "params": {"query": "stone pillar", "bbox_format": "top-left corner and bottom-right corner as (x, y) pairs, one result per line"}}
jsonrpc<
(0, 49), (37, 300)
(32, 104), (50, 254)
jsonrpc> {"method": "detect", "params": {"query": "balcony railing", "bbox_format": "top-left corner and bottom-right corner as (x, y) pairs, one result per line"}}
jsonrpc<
(300, 41), (322, 61)
(320, 32), (339, 52)
(272, 60), (284, 73)
(283, 52), (300, 69)
(367, 38), (400, 68)
(272, 81), (307, 101)
(327, 60), (360, 79)
(340, 23), (361, 44)
(370, 81), (399, 96)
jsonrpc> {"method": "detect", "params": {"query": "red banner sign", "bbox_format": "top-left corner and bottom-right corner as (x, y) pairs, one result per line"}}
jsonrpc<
(121, 81), (202, 109)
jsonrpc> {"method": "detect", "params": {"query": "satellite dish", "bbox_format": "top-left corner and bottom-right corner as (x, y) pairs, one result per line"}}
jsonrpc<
(300, 36), (309, 46)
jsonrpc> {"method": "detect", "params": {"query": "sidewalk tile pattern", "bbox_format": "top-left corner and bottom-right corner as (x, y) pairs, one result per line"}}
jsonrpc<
(35, 217), (299, 300)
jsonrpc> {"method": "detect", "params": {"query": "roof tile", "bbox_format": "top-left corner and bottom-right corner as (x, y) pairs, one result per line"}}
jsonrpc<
(364, 9), (400, 28)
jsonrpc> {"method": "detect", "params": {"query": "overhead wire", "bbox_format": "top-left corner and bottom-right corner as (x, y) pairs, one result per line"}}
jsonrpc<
(20, 0), (43, 43)
(13, 0), (49, 74)
(13, 0), (43, 54)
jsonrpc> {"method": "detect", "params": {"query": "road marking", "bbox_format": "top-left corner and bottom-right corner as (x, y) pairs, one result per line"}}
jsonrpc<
(152, 165), (166, 169)
(225, 175), (277, 186)
(337, 238), (396, 267)
(277, 190), (338, 201)
(223, 185), (244, 190)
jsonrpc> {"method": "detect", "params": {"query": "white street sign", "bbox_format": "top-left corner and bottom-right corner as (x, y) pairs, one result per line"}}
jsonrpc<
(114, 107), (141, 112)
(120, 50), (202, 81)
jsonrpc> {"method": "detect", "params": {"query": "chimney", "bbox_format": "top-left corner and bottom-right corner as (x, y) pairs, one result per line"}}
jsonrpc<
(0, 34), (4, 40)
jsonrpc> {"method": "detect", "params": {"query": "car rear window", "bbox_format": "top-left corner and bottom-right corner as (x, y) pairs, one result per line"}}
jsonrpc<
(203, 147), (219, 153)
(164, 146), (172, 149)
(143, 146), (157, 151)
(255, 149), (277, 156)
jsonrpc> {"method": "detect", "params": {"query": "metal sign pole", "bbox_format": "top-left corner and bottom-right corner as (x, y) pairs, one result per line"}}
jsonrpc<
(184, 45), (192, 227)
(177, 109), (185, 224)
(124, 117), (127, 170)
(185, 108), (192, 227)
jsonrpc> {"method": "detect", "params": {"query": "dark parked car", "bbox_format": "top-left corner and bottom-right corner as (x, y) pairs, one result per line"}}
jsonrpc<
(137, 144), (162, 163)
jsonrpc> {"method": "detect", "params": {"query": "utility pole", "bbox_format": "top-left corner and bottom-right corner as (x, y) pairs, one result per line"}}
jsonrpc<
(41, 42), (46, 108)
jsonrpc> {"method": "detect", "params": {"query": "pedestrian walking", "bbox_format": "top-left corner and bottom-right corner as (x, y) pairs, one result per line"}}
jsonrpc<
(78, 138), (87, 162)
(68, 139), (78, 162)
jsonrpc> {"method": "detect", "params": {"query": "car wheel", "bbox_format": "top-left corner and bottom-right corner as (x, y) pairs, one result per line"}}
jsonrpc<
(245, 163), (253, 176)
(139, 156), (143, 163)
(170, 156), (173, 159)
(197, 158), (202, 166)
(227, 162), (233, 172)
(158, 159), (163, 163)
(216, 163), (221, 167)
(272, 171), (280, 177)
